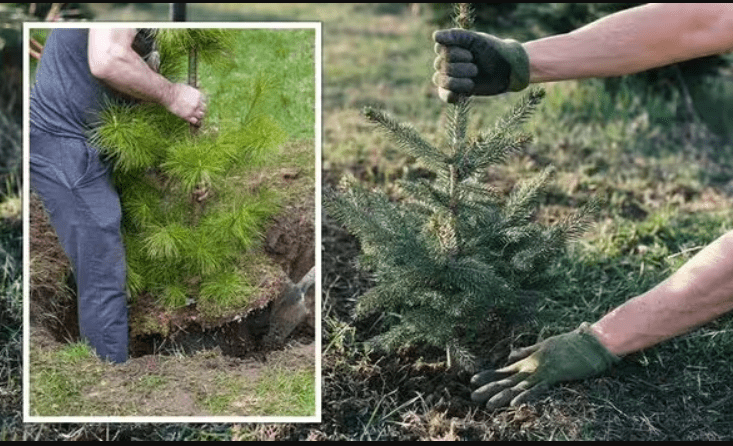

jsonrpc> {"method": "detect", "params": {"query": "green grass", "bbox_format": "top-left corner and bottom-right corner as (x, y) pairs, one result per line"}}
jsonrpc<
(0, 206), (22, 433)
(29, 342), (106, 417)
(0, 209), (22, 324)
(253, 367), (316, 417)
(535, 210), (733, 335)
(1, 7), (25, 439)
(202, 28), (315, 142)
(30, 344), (316, 418)
(199, 366), (316, 417)
(137, 374), (169, 393)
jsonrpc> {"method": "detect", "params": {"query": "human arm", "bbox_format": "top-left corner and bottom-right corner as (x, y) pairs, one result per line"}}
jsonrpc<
(591, 229), (733, 356)
(473, 230), (733, 409)
(433, 3), (733, 101)
(87, 28), (205, 126)
(525, 3), (733, 83)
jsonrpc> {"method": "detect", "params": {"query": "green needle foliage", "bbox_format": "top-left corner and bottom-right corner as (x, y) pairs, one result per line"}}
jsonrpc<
(155, 28), (237, 80)
(88, 29), (285, 313)
(325, 89), (596, 364)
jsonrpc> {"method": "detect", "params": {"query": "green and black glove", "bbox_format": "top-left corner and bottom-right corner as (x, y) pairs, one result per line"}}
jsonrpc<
(471, 322), (621, 409)
(432, 28), (530, 103)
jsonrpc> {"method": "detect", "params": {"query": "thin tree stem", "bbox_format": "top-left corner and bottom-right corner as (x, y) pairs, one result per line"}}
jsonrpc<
(189, 46), (199, 135)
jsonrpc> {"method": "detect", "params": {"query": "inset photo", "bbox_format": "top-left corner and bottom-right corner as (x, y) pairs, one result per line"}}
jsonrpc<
(23, 22), (320, 423)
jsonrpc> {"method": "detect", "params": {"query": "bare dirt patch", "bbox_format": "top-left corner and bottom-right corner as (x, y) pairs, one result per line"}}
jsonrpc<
(79, 342), (315, 417)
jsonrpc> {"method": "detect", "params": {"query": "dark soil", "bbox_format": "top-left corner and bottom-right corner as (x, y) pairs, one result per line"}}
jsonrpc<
(255, 210), (590, 440)
(28, 193), (78, 343)
(265, 195), (316, 283)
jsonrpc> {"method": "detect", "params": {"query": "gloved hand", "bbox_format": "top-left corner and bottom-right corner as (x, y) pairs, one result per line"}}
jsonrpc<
(471, 322), (620, 409)
(432, 28), (530, 103)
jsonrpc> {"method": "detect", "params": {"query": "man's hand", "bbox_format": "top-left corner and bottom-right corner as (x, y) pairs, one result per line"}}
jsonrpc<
(164, 83), (206, 127)
(471, 322), (620, 409)
(432, 29), (530, 103)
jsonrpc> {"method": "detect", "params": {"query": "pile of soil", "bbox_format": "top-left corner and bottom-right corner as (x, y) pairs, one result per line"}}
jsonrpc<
(29, 191), (316, 360)
(28, 193), (78, 342)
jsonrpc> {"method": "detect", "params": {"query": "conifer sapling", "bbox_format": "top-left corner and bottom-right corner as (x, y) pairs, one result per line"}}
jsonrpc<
(325, 5), (594, 368)
(88, 29), (286, 316)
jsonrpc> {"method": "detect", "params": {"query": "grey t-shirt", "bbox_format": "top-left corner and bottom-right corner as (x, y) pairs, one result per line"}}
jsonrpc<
(29, 28), (118, 140)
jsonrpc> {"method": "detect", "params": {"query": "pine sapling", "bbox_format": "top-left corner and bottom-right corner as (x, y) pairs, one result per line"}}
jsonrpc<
(88, 29), (286, 316)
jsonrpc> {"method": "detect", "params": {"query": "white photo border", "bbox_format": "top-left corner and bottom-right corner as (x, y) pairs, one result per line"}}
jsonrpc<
(22, 21), (322, 425)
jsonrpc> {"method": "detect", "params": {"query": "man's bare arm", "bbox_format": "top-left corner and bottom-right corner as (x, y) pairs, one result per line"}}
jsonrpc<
(88, 28), (205, 126)
(525, 3), (733, 83)
(591, 230), (733, 356)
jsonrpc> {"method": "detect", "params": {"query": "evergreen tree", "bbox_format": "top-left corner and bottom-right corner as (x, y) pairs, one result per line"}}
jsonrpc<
(326, 88), (594, 366)
(325, 6), (594, 365)
(88, 29), (286, 316)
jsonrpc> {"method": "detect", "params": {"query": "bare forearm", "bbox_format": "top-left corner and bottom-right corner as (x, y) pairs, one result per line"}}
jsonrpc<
(591, 230), (733, 357)
(524, 3), (733, 83)
(88, 28), (205, 125)
(88, 29), (175, 106)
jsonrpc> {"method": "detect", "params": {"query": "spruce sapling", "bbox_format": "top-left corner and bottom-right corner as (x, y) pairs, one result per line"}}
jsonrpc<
(325, 4), (595, 369)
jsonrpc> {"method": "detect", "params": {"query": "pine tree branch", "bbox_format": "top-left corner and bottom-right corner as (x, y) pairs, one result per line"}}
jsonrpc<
(503, 165), (555, 225)
(453, 3), (475, 30)
(324, 182), (400, 244)
(444, 255), (511, 299)
(447, 339), (477, 373)
(560, 197), (601, 240)
(469, 131), (534, 173)
(447, 95), (471, 158)
(454, 178), (500, 205)
(494, 87), (546, 130)
(398, 178), (451, 214)
(466, 88), (545, 172)
(325, 182), (433, 279)
(363, 107), (448, 170)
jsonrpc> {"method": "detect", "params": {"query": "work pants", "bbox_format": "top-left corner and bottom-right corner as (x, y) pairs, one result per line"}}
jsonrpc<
(30, 131), (128, 364)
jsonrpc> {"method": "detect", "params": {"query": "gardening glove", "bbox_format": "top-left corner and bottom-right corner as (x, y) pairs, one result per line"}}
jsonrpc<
(432, 28), (530, 103)
(471, 322), (620, 409)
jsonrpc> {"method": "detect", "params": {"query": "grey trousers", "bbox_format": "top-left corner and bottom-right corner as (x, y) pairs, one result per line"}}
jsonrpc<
(30, 130), (128, 364)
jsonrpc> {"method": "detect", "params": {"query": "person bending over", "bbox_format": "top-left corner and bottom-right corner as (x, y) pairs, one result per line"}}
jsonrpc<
(30, 28), (205, 363)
